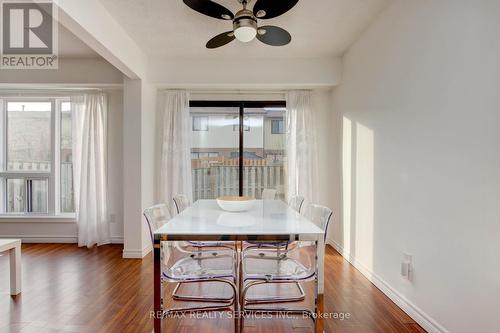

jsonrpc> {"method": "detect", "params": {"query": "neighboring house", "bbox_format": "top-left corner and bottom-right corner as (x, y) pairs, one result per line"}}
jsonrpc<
(190, 112), (285, 165)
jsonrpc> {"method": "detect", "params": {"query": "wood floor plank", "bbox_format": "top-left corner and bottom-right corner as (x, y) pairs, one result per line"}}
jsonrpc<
(0, 244), (426, 333)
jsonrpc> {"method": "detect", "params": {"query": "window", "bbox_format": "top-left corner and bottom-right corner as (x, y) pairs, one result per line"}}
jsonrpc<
(192, 116), (208, 131)
(189, 101), (286, 201)
(60, 101), (74, 213)
(233, 116), (250, 131)
(271, 119), (285, 134)
(0, 98), (74, 215)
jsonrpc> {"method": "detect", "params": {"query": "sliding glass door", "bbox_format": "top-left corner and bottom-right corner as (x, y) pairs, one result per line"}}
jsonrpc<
(189, 101), (286, 201)
(190, 106), (240, 200)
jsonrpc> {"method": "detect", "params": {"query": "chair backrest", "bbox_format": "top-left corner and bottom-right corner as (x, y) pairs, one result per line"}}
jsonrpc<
(143, 203), (171, 244)
(173, 194), (190, 214)
(304, 204), (333, 241)
(288, 195), (305, 213)
(262, 189), (277, 200)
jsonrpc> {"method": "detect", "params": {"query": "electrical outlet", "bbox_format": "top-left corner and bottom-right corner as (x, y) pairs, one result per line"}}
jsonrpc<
(110, 214), (116, 223)
(401, 253), (413, 281)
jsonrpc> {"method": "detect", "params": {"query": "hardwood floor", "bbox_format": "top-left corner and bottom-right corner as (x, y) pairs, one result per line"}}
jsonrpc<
(0, 244), (426, 333)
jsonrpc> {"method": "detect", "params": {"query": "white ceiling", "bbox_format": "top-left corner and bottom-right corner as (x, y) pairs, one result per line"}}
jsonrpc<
(98, 0), (391, 60)
(58, 23), (100, 58)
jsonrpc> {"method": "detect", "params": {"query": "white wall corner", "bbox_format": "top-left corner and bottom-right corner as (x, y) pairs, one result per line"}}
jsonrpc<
(54, 0), (148, 79)
(328, 237), (449, 333)
(122, 243), (151, 259)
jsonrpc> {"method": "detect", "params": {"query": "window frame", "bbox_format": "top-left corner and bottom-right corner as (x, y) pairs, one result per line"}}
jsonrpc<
(189, 100), (286, 196)
(0, 96), (73, 217)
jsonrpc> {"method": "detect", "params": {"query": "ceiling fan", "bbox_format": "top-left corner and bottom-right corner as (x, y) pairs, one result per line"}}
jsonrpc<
(183, 0), (299, 48)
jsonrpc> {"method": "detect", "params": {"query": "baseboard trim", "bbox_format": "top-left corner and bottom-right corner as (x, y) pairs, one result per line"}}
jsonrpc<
(110, 236), (124, 244)
(327, 238), (448, 333)
(1, 235), (77, 243)
(122, 244), (151, 259)
(0, 235), (124, 244)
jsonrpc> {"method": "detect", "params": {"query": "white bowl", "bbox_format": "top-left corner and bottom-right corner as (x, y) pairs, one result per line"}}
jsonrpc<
(216, 196), (255, 212)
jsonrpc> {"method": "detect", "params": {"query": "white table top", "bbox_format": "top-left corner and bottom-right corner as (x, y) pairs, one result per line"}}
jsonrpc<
(0, 239), (21, 252)
(154, 200), (325, 241)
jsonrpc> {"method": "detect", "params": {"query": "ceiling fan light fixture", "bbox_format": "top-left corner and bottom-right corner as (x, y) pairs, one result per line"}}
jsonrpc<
(233, 9), (257, 43)
(234, 25), (257, 42)
(184, 0), (296, 48)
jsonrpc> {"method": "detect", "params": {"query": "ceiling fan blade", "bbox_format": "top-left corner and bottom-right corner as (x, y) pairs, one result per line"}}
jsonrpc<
(257, 26), (291, 46)
(253, 0), (299, 19)
(183, 0), (234, 20)
(206, 31), (236, 49)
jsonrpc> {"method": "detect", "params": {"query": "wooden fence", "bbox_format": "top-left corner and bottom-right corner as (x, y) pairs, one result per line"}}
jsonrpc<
(192, 165), (285, 201)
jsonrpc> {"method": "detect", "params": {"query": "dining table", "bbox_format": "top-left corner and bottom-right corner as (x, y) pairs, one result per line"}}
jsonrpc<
(153, 199), (326, 333)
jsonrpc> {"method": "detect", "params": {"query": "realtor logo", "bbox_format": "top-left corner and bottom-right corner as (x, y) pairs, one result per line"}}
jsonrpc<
(1, 0), (58, 69)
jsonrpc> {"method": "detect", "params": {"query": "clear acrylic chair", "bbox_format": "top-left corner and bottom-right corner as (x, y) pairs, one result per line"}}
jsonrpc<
(261, 188), (277, 200)
(144, 203), (239, 315)
(240, 204), (333, 330)
(240, 195), (307, 303)
(172, 194), (190, 214)
(173, 194), (237, 252)
(288, 195), (305, 213)
(243, 194), (305, 252)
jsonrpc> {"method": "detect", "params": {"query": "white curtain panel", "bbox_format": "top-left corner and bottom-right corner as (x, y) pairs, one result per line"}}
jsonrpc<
(71, 93), (110, 248)
(157, 90), (193, 214)
(285, 91), (319, 207)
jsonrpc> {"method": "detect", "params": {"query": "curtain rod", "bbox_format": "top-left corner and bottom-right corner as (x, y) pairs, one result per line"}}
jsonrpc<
(0, 88), (103, 92)
(0, 83), (121, 91)
(0, 86), (108, 97)
(161, 89), (312, 94)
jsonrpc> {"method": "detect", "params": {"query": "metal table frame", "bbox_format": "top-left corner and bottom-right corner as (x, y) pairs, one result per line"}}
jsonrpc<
(153, 232), (324, 333)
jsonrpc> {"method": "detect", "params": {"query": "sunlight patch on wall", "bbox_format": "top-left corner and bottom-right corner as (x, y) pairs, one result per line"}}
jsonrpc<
(342, 116), (352, 254)
(355, 122), (374, 271)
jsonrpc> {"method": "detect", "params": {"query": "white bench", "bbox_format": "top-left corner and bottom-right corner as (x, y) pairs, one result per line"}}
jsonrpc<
(0, 239), (21, 295)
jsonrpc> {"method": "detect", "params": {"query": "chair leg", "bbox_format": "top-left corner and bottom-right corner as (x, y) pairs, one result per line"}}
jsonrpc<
(244, 281), (306, 304)
(172, 282), (234, 303)
(241, 280), (315, 328)
(241, 251), (306, 304)
(163, 279), (238, 315)
(173, 245), (238, 303)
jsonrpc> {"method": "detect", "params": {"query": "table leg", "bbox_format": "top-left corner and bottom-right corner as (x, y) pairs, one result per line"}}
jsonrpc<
(154, 240), (162, 333)
(238, 241), (243, 333)
(9, 245), (21, 295)
(315, 237), (325, 333)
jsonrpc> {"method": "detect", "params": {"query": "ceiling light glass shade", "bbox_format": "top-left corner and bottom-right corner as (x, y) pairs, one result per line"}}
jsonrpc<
(234, 26), (257, 43)
(233, 14), (258, 43)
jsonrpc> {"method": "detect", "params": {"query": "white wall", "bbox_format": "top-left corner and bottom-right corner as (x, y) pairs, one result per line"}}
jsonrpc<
(311, 90), (341, 242)
(332, 1), (500, 332)
(140, 81), (157, 253)
(150, 58), (342, 89)
(122, 78), (157, 258)
(0, 58), (122, 85)
(55, 0), (148, 79)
